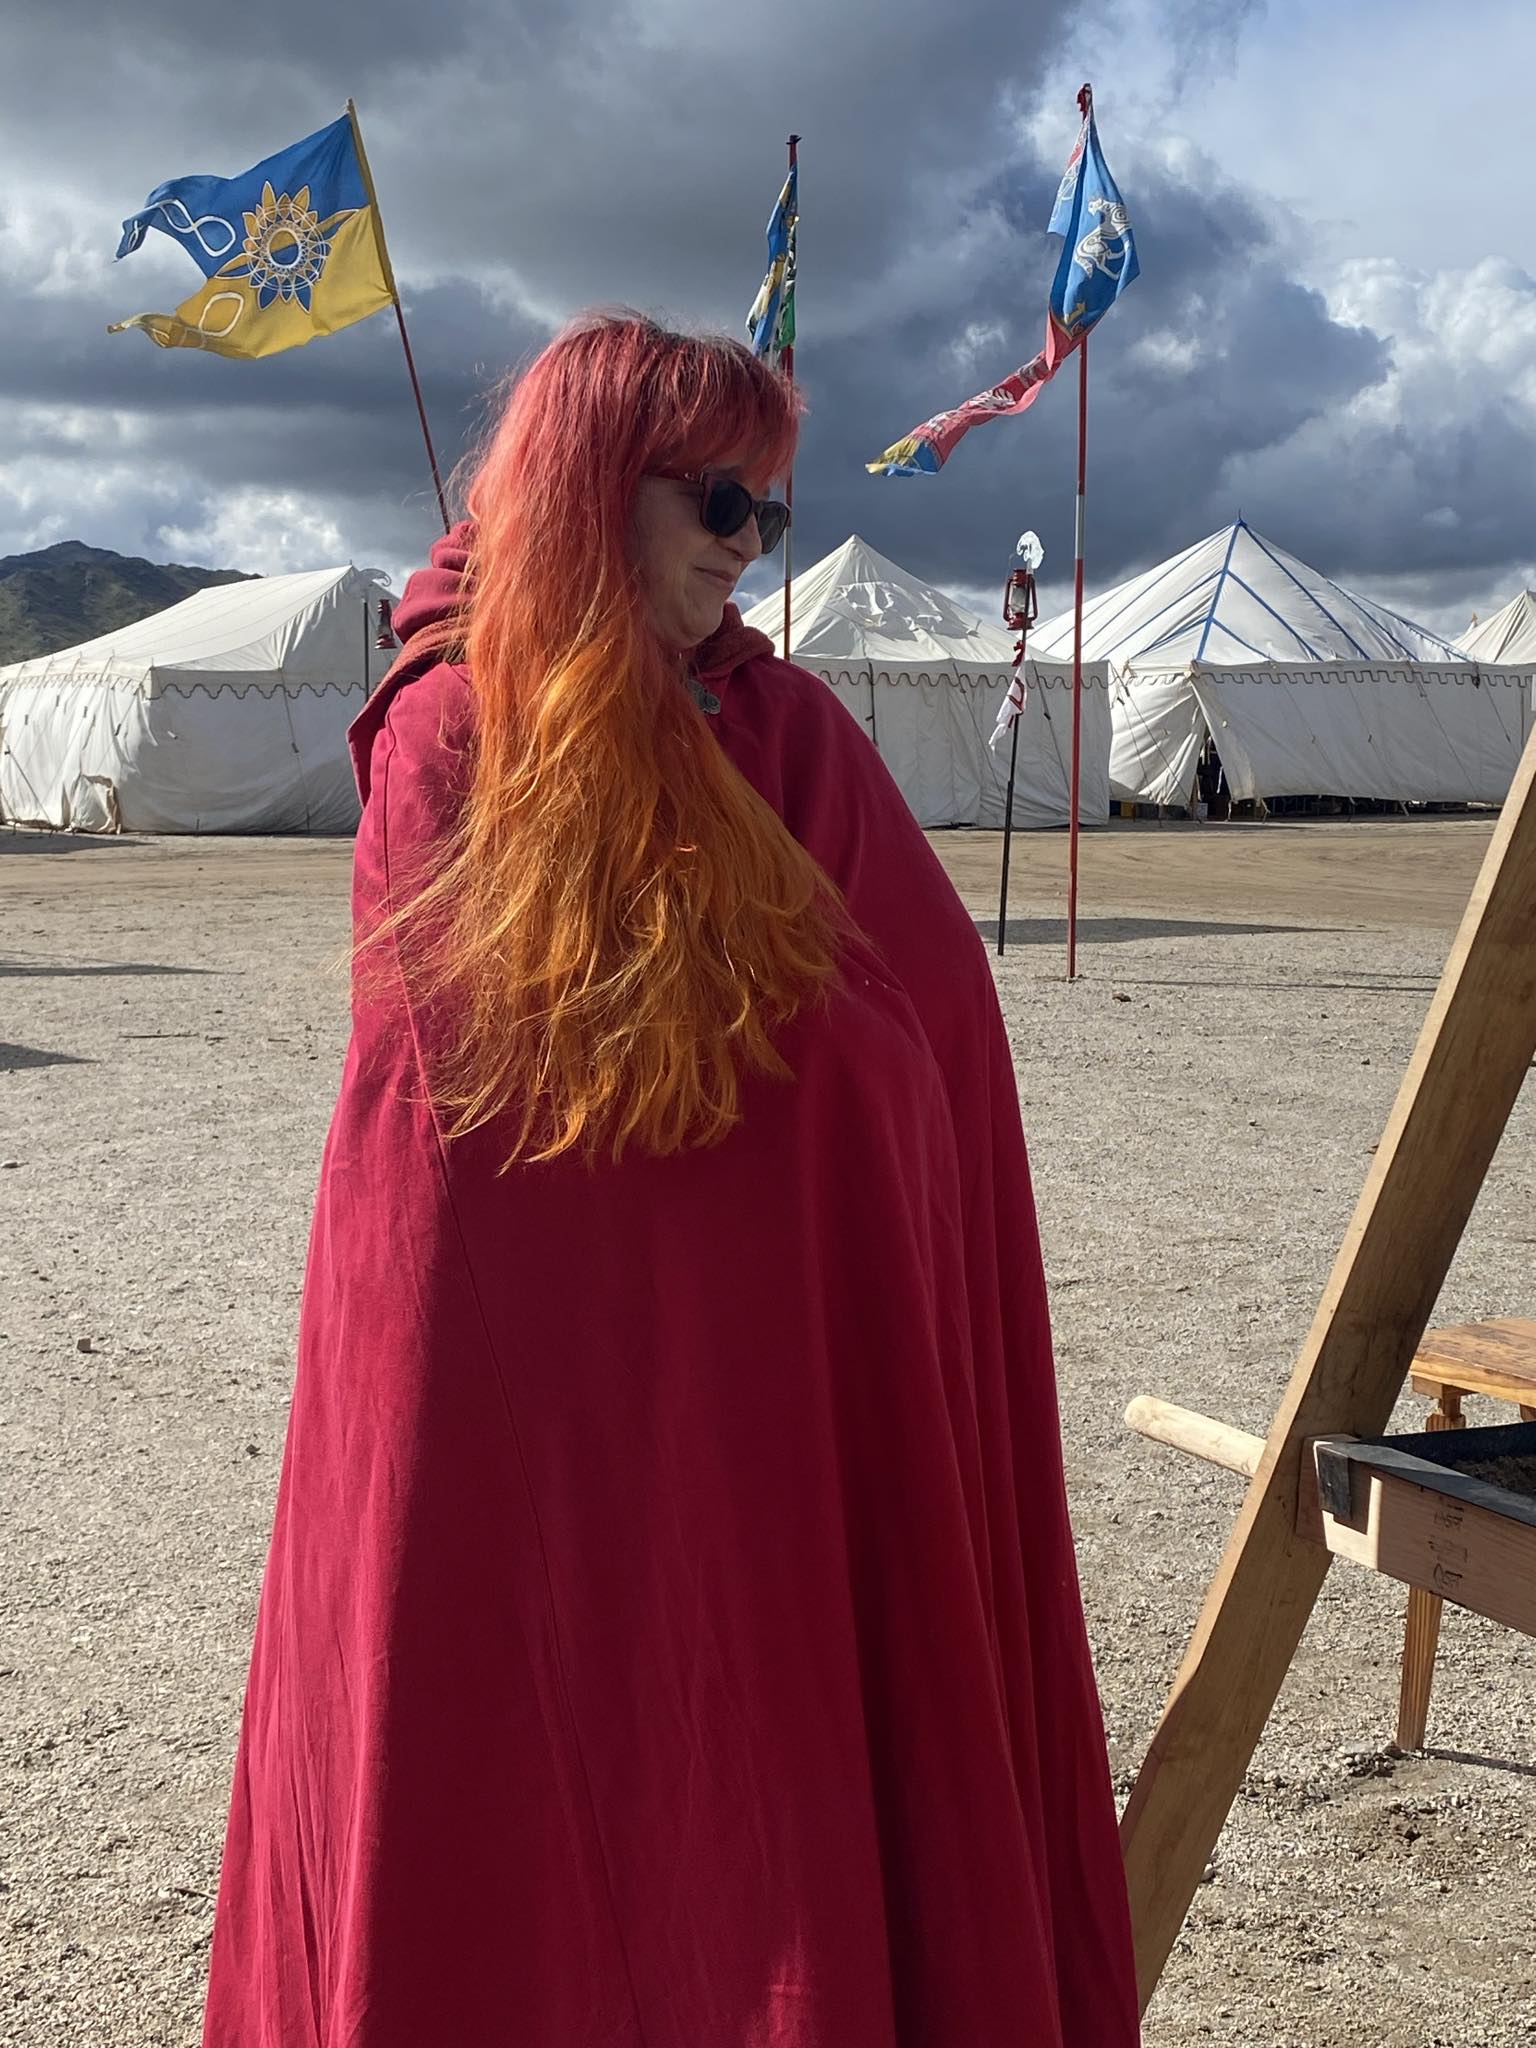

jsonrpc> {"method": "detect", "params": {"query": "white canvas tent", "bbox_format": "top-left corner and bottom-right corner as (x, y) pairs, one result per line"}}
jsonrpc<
(1460, 590), (1536, 664)
(742, 534), (1111, 828)
(0, 564), (392, 834)
(1031, 520), (1534, 809)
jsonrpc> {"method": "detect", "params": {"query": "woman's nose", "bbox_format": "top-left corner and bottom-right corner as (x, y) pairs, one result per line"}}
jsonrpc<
(727, 516), (763, 566)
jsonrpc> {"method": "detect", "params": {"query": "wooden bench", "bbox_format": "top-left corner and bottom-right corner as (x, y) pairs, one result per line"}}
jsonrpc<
(1397, 1317), (1536, 1749)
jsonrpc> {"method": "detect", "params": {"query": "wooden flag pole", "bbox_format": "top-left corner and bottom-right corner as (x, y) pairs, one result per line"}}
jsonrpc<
(780, 133), (801, 662)
(347, 100), (451, 534)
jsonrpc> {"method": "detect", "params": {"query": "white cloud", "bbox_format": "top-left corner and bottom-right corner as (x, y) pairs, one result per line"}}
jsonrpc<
(1322, 255), (1536, 419)
(948, 320), (1009, 373)
(157, 491), (356, 579)
(1127, 326), (1208, 375)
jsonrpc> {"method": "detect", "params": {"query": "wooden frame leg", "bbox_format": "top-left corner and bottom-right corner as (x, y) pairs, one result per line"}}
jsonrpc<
(1118, 727), (1536, 2015)
(1394, 1389), (1464, 1750)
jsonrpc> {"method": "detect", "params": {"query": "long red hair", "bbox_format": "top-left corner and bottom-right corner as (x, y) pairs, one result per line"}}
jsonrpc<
(383, 313), (844, 1165)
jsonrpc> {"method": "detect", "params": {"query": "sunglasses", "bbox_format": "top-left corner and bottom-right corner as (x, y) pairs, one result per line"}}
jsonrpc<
(653, 470), (791, 554)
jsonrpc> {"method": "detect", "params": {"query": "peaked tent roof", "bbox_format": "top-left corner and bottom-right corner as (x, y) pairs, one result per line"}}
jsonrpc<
(1032, 519), (1462, 668)
(0, 564), (390, 686)
(1459, 589), (1536, 663)
(742, 533), (1018, 670)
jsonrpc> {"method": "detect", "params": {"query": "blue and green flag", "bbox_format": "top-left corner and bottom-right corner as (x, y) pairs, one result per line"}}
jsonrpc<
(747, 166), (798, 364)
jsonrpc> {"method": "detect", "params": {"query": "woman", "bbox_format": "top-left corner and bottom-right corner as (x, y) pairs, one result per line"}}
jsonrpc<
(202, 314), (1139, 2047)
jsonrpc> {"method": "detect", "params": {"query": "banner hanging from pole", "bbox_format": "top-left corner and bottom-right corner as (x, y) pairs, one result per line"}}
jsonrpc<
(866, 88), (1138, 477)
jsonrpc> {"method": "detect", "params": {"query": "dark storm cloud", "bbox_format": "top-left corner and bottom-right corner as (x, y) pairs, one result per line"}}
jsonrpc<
(769, 149), (1389, 601)
(1229, 375), (1536, 588)
(0, 0), (1079, 576)
(1, 0), (1531, 621)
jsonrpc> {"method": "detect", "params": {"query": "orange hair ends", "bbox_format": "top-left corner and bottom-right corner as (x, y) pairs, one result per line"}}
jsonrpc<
(384, 313), (845, 1166)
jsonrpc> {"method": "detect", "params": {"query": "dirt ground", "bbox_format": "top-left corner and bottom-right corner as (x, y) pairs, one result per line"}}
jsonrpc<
(3, 814), (1533, 2047)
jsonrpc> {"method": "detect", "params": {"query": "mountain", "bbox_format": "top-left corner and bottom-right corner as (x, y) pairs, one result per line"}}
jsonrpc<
(0, 540), (255, 665)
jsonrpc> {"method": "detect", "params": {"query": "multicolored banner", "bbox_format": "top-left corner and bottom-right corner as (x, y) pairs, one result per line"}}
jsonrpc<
(109, 114), (394, 360)
(868, 105), (1138, 476)
(746, 165), (798, 365)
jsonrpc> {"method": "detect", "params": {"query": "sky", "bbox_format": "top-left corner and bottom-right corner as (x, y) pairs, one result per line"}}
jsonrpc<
(1, 0), (1532, 636)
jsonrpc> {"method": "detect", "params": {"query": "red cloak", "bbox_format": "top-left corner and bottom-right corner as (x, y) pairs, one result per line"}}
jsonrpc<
(202, 529), (1139, 2047)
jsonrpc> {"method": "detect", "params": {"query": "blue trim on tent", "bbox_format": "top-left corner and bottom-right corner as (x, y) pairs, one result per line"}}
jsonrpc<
(1199, 613), (1280, 663)
(1065, 533), (1211, 653)
(1194, 521), (1245, 662)
(1310, 562), (1464, 661)
(1243, 526), (1371, 657)
(1125, 576), (1222, 659)
(1086, 568), (1222, 659)
(1221, 568), (1324, 659)
(1047, 516), (1466, 668)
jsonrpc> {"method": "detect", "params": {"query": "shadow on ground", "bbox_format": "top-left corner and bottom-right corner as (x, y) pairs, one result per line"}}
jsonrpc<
(0, 961), (213, 979)
(1105, 975), (1441, 996)
(1423, 1747), (1536, 1782)
(978, 915), (1328, 947)
(0, 1042), (91, 1072)
(0, 832), (147, 856)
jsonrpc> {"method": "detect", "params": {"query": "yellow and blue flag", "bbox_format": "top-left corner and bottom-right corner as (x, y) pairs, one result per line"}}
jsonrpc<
(746, 166), (797, 364)
(110, 114), (394, 360)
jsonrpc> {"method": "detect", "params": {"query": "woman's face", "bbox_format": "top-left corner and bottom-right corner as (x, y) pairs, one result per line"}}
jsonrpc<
(630, 464), (767, 652)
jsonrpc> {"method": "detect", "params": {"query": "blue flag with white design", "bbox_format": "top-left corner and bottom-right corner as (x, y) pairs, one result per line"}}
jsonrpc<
(1046, 106), (1139, 338)
(867, 94), (1139, 476)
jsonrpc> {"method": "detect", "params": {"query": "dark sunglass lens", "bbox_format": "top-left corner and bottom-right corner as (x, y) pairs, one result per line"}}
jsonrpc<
(701, 477), (754, 538)
(755, 500), (790, 553)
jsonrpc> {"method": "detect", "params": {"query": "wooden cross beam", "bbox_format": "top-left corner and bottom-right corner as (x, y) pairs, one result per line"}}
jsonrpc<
(1119, 733), (1536, 2014)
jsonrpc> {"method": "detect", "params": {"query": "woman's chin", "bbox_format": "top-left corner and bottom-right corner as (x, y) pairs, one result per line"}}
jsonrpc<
(686, 599), (727, 647)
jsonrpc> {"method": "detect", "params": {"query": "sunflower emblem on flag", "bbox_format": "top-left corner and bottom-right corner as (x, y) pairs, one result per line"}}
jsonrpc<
(225, 182), (347, 311)
(111, 113), (396, 359)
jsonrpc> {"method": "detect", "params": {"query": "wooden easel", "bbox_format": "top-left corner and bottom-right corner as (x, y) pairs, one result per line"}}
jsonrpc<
(1119, 731), (1536, 2014)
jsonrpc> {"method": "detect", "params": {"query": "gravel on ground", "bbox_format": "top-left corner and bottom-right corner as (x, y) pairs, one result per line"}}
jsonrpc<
(3, 818), (1533, 2047)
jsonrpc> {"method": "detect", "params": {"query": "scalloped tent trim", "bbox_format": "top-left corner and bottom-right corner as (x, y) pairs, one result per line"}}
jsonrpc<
(741, 535), (1113, 829)
(0, 562), (392, 833)
(1026, 522), (1535, 810)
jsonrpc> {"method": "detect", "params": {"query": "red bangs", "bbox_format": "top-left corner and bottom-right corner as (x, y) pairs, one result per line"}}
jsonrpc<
(658, 351), (801, 488)
(564, 312), (801, 488)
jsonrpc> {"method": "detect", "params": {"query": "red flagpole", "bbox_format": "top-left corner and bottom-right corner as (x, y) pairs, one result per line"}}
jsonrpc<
(1067, 327), (1087, 982)
(780, 133), (800, 662)
(1065, 77), (1095, 983)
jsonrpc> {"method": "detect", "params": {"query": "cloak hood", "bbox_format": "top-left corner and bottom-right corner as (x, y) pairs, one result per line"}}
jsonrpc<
(353, 521), (776, 797)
